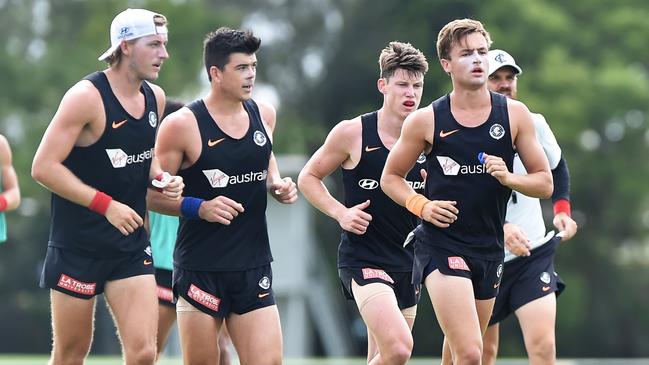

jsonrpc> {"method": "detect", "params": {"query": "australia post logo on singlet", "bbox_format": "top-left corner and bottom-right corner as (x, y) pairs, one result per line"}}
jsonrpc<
(202, 168), (268, 188)
(105, 148), (154, 168)
(436, 155), (487, 176)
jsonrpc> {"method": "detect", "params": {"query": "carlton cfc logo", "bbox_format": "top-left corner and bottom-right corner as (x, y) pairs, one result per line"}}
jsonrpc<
(489, 123), (505, 140)
(253, 130), (267, 146)
(148, 111), (157, 128)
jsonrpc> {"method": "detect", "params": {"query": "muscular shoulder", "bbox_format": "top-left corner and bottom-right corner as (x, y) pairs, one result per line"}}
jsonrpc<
(505, 98), (533, 121)
(55, 80), (103, 126)
(146, 82), (166, 117)
(403, 104), (434, 140)
(159, 107), (196, 134)
(255, 99), (277, 131)
(327, 116), (363, 148)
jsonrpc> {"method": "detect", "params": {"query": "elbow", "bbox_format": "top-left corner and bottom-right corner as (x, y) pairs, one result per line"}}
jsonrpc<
(542, 173), (554, 199)
(379, 172), (393, 197)
(31, 160), (45, 184)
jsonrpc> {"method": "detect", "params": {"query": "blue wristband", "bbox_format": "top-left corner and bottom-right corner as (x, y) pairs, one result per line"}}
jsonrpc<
(181, 197), (204, 220)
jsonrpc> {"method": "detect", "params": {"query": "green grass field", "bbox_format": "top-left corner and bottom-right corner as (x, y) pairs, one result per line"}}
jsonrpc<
(0, 357), (648, 365)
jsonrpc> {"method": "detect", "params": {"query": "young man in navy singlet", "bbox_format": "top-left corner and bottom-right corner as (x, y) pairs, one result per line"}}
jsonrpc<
(298, 41), (428, 365)
(147, 99), (235, 364)
(148, 27), (297, 365)
(32, 8), (183, 365)
(381, 19), (553, 365)
(481, 49), (578, 365)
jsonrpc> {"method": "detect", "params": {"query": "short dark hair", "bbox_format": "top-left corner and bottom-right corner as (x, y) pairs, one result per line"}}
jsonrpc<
(203, 27), (261, 81)
(379, 41), (429, 80)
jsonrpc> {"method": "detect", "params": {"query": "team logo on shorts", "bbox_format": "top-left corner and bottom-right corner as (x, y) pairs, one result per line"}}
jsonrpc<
(258, 276), (271, 290)
(57, 274), (97, 296)
(540, 272), (551, 284)
(489, 123), (505, 140)
(362, 268), (395, 284)
(148, 111), (157, 128)
(417, 153), (427, 164)
(188, 284), (221, 311)
(253, 130), (267, 146)
(496, 263), (503, 278)
(144, 245), (152, 256)
(448, 256), (470, 271)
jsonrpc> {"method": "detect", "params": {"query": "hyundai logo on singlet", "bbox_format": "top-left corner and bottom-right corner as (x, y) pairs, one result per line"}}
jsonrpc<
(436, 156), (487, 175)
(105, 148), (154, 168)
(358, 179), (379, 190)
(202, 169), (268, 188)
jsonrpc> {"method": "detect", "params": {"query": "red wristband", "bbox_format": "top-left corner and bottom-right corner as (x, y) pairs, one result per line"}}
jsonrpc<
(0, 195), (7, 212)
(89, 191), (113, 215)
(553, 199), (571, 217)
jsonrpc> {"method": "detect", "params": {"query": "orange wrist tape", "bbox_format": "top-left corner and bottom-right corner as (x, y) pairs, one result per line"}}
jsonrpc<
(405, 193), (430, 218)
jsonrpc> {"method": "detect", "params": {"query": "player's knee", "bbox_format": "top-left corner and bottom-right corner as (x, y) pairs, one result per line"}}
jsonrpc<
(528, 336), (555, 360)
(482, 339), (498, 362)
(125, 343), (157, 365)
(453, 344), (482, 365)
(51, 339), (92, 365)
(383, 340), (413, 364)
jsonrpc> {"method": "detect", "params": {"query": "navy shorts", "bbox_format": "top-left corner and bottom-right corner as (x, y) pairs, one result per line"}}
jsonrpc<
(173, 264), (275, 318)
(413, 242), (503, 300)
(489, 236), (565, 325)
(155, 269), (175, 307)
(339, 267), (421, 309)
(40, 246), (155, 299)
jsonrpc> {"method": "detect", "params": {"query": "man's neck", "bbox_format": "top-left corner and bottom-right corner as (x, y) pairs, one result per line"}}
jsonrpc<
(104, 67), (143, 97)
(204, 89), (246, 116)
(377, 107), (406, 139)
(449, 85), (491, 110)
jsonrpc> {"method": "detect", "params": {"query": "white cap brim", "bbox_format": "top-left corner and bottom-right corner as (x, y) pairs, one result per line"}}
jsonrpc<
(98, 44), (120, 61)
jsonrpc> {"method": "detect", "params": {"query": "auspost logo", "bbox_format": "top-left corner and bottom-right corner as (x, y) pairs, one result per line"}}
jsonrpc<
(105, 148), (154, 168)
(436, 156), (487, 176)
(202, 169), (268, 188)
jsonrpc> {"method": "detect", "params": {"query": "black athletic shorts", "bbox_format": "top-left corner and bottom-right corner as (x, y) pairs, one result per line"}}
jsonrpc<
(339, 267), (421, 309)
(173, 264), (275, 318)
(413, 242), (504, 300)
(489, 236), (565, 325)
(155, 268), (175, 307)
(40, 246), (155, 299)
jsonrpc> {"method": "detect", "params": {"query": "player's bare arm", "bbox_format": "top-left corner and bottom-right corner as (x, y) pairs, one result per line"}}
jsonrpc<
(298, 118), (372, 235)
(381, 106), (458, 228)
(146, 84), (184, 200)
(0, 135), (20, 211)
(32, 81), (143, 235)
(505, 100), (553, 198)
(259, 101), (298, 205)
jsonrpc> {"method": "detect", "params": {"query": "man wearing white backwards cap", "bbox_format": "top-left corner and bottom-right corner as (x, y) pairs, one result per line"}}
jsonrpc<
(32, 8), (183, 365)
(481, 49), (578, 365)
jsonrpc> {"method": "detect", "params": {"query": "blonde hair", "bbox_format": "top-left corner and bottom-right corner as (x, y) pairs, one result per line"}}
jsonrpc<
(379, 41), (429, 80)
(436, 18), (492, 61)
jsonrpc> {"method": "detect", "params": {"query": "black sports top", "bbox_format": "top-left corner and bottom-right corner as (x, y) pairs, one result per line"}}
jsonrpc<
(49, 71), (158, 257)
(175, 99), (273, 271)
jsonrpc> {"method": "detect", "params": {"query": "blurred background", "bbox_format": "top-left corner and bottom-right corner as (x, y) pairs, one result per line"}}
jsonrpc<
(1, 0), (649, 359)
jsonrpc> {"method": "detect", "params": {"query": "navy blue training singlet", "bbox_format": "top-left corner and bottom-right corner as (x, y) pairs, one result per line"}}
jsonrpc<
(338, 111), (426, 271)
(48, 71), (158, 257)
(420, 92), (514, 260)
(175, 99), (273, 271)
